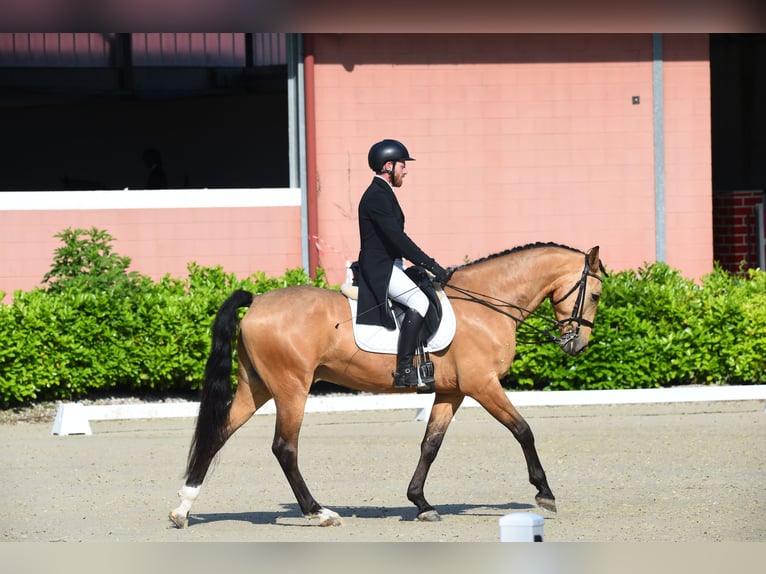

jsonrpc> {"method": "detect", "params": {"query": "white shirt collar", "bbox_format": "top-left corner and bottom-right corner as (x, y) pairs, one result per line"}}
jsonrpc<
(374, 174), (394, 191)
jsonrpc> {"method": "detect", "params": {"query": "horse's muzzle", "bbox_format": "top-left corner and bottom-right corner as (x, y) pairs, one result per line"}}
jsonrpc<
(559, 335), (589, 356)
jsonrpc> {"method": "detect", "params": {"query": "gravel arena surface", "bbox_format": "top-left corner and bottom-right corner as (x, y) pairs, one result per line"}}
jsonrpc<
(2, 397), (764, 543)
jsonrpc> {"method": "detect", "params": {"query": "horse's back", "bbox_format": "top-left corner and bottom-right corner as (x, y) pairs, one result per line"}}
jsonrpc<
(245, 284), (344, 317)
(241, 285), (348, 346)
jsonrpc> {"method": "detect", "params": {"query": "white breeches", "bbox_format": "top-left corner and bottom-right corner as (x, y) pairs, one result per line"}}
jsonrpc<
(387, 263), (429, 318)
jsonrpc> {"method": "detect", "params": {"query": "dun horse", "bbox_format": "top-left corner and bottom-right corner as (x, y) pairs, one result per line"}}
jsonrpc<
(169, 242), (604, 527)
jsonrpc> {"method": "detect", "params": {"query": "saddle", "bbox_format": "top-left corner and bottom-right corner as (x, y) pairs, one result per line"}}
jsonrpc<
(341, 263), (456, 355)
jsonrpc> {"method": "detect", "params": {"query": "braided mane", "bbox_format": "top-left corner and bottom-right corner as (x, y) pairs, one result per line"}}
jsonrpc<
(457, 242), (583, 270)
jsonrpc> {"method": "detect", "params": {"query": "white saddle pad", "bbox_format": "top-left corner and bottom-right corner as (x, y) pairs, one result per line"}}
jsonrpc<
(345, 288), (456, 354)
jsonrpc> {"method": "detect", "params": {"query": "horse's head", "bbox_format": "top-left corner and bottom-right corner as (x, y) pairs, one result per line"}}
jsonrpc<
(550, 246), (604, 356)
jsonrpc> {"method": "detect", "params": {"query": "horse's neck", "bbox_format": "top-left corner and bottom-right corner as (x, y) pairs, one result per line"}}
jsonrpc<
(459, 253), (562, 313)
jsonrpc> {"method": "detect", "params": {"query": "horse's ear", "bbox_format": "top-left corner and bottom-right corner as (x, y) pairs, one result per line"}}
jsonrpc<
(587, 246), (600, 272)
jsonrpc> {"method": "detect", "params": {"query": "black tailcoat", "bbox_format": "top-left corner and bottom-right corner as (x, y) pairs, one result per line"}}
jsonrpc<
(356, 177), (440, 329)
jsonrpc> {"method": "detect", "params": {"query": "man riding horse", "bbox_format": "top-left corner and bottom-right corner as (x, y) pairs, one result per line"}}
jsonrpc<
(355, 139), (451, 389)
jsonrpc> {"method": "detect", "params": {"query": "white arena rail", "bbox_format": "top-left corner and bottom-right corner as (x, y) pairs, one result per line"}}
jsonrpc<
(50, 385), (766, 436)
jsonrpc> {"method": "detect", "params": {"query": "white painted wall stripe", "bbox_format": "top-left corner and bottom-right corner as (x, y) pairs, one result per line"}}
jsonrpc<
(0, 188), (301, 211)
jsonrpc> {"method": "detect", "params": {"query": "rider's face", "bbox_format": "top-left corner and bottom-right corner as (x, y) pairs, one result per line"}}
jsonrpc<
(391, 161), (407, 187)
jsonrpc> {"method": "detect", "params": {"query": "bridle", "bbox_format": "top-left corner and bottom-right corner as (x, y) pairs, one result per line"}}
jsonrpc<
(548, 253), (604, 346)
(445, 252), (604, 346)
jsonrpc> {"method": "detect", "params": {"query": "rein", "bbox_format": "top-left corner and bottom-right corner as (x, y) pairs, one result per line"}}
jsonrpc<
(446, 253), (603, 346)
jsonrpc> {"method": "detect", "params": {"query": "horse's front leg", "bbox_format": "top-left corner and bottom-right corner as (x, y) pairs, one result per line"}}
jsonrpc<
(407, 394), (464, 521)
(515, 416), (556, 512)
(476, 384), (557, 513)
(271, 397), (343, 527)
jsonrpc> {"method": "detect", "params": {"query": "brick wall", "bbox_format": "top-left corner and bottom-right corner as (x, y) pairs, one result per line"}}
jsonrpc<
(712, 190), (765, 271)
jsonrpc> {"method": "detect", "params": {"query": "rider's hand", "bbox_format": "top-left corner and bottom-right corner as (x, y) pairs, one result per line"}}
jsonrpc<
(432, 264), (453, 285)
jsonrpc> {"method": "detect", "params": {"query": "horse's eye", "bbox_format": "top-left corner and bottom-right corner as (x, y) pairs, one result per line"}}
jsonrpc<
(591, 293), (601, 302)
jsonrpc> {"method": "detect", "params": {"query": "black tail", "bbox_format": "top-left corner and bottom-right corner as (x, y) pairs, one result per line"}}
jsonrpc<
(185, 289), (254, 484)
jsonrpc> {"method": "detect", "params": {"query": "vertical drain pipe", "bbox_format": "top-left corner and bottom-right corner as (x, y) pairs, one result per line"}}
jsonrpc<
(653, 33), (667, 263)
(288, 33), (318, 277)
(287, 34), (308, 273)
(303, 34), (320, 277)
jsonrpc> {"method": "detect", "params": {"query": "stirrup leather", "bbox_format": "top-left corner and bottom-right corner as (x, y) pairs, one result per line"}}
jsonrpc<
(416, 345), (435, 394)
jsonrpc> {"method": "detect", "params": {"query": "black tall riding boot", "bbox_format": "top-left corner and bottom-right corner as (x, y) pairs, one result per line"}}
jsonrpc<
(393, 308), (425, 388)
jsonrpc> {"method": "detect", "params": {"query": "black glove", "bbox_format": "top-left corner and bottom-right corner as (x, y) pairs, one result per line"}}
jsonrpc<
(431, 263), (453, 285)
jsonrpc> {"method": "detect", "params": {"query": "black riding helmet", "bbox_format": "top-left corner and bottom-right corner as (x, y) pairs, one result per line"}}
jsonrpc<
(368, 139), (415, 174)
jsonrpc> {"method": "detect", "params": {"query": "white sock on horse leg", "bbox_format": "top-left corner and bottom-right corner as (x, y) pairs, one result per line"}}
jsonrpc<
(175, 484), (201, 516)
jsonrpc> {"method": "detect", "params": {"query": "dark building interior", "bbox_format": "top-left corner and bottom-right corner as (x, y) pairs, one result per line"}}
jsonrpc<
(1, 33), (764, 225)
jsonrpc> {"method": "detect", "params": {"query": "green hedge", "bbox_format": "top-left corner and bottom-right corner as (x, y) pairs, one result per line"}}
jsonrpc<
(1, 228), (764, 408)
(508, 262), (766, 390)
(0, 228), (330, 408)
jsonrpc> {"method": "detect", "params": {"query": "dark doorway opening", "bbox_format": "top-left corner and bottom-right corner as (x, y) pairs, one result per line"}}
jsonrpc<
(710, 34), (766, 271)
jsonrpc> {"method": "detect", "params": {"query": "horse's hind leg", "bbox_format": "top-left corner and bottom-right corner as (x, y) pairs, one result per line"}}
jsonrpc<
(270, 389), (343, 526)
(169, 356), (272, 528)
(407, 394), (465, 521)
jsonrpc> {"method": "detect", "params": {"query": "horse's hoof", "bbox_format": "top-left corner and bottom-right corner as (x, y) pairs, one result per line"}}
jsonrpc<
(416, 509), (442, 522)
(168, 511), (188, 529)
(535, 496), (557, 514)
(311, 508), (344, 527)
(319, 515), (343, 527)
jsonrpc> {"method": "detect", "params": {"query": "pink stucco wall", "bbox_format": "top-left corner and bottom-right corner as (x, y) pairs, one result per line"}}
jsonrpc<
(310, 33), (713, 285)
(0, 34), (714, 302)
(662, 36), (713, 278)
(0, 200), (301, 302)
